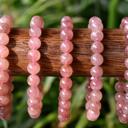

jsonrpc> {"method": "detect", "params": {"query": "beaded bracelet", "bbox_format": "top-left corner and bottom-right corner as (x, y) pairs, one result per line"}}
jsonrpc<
(27, 16), (43, 118)
(0, 15), (13, 120)
(85, 16), (104, 121)
(58, 16), (73, 122)
(115, 17), (128, 124)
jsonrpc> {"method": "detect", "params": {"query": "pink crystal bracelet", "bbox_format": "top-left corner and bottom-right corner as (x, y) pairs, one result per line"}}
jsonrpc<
(114, 17), (128, 124)
(85, 16), (104, 121)
(27, 16), (44, 118)
(58, 16), (73, 122)
(0, 15), (13, 120)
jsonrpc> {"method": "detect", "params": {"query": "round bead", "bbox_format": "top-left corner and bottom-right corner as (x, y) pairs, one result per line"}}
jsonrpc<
(0, 58), (9, 70)
(0, 71), (9, 83)
(28, 107), (41, 119)
(0, 23), (10, 34)
(91, 53), (103, 66)
(124, 70), (128, 80)
(61, 21), (73, 30)
(0, 96), (10, 106)
(27, 75), (40, 86)
(30, 16), (44, 28)
(29, 27), (41, 37)
(86, 109), (100, 121)
(115, 92), (124, 101)
(27, 50), (41, 62)
(115, 82), (124, 92)
(60, 40), (73, 53)
(60, 53), (73, 65)
(60, 78), (72, 89)
(59, 100), (71, 110)
(0, 45), (9, 58)
(90, 78), (103, 90)
(91, 42), (104, 53)
(59, 89), (72, 101)
(60, 29), (73, 40)
(27, 62), (40, 75)
(86, 101), (101, 110)
(90, 90), (102, 102)
(61, 16), (72, 23)
(0, 33), (9, 45)
(28, 37), (41, 49)
(0, 15), (13, 28)
(60, 65), (73, 77)
(90, 66), (103, 77)
(91, 31), (103, 41)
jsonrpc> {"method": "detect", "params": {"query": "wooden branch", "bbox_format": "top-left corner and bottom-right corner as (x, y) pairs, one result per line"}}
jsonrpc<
(8, 28), (125, 76)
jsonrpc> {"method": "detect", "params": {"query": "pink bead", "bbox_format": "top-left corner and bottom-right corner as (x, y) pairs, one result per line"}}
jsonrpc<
(0, 23), (10, 34)
(28, 37), (41, 49)
(120, 17), (128, 29)
(27, 50), (41, 62)
(125, 58), (128, 68)
(115, 92), (124, 101)
(124, 24), (128, 33)
(58, 107), (70, 117)
(61, 16), (72, 23)
(0, 45), (9, 58)
(27, 87), (41, 99)
(58, 114), (69, 122)
(59, 89), (72, 101)
(60, 29), (73, 40)
(124, 83), (128, 92)
(27, 75), (40, 86)
(116, 101), (124, 110)
(89, 16), (102, 25)
(115, 82), (124, 92)
(0, 71), (9, 83)
(86, 109), (100, 121)
(0, 15), (13, 28)
(88, 22), (103, 31)
(124, 70), (128, 80)
(125, 46), (128, 55)
(118, 113), (127, 124)
(122, 104), (128, 114)
(60, 53), (73, 65)
(60, 65), (73, 77)
(86, 101), (101, 110)
(0, 33), (9, 45)
(91, 53), (103, 66)
(30, 16), (44, 28)
(90, 90), (102, 102)
(0, 96), (10, 106)
(61, 22), (73, 30)
(0, 58), (9, 70)
(91, 31), (103, 41)
(59, 100), (71, 110)
(90, 66), (103, 77)
(28, 107), (41, 119)
(27, 62), (40, 74)
(29, 27), (41, 37)
(91, 42), (104, 53)
(60, 40), (73, 53)
(60, 78), (72, 89)
(90, 78), (103, 90)
(0, 84), (10, 95)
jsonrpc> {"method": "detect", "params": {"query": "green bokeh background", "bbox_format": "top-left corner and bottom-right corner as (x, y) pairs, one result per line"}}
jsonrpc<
(0, 0), (128, 128)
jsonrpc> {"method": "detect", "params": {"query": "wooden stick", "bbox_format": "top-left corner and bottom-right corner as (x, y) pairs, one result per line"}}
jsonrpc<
(8, 28), (125, 76)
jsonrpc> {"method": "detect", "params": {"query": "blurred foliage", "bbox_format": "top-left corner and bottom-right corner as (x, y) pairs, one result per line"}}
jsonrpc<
(0, 0), (128, 128)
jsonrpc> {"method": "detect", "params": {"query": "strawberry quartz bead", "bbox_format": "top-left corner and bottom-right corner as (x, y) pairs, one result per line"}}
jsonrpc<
(0, 33), (9, 45)
(27, 16), (43, 119)
(91, 42), (104, 53)
(60, 29), (73, 40)
(60, 78), (72, 89)
(30, 16), (44, 28)
(28, 37), (41, 49)
(60, 40), (73, 53)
